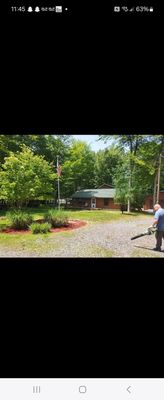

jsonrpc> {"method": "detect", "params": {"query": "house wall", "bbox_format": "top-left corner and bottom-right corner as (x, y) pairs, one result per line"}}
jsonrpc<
(70, 198), (120, 209)
(144, 192), (164, 209)
(96, 198), (120, 210)
(71, 199), (91, 208)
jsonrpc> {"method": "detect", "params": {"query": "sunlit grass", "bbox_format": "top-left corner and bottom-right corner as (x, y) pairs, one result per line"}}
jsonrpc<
(0, 208), (152, 256)
(0, 208), (152, 231)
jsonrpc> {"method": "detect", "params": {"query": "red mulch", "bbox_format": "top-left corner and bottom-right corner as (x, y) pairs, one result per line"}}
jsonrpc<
(1, 220), (87, 234)
(2, 229), (30, 234)
(50, 220), (86, 232)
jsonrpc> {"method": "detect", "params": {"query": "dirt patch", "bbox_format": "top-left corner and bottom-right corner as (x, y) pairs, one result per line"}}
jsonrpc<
(1, 220), (87, 234)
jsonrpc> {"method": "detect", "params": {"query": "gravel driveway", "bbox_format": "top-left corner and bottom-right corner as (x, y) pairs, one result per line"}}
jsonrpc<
(1, 215), (164, 257)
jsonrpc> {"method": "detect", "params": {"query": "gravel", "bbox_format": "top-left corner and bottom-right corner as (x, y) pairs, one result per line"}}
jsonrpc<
(1, 215), (164, 257)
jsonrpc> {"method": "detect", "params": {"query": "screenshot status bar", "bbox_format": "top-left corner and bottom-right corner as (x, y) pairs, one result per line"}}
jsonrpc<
(7, 4), (161, 16)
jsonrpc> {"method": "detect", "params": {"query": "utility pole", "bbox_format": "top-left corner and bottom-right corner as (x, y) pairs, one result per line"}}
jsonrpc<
(57, 155), (60, 210)
(153, 171), (157, 206)
(156, 153), (161, 203)
(154, 152), (164, 205)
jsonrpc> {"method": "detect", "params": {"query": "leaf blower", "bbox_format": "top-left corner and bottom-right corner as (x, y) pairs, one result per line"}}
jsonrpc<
(131, 226), (157, 241)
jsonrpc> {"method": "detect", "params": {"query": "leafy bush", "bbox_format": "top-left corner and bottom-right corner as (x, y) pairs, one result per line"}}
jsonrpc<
(6, 210), (33, 230)
(44, 210), (69, 228)
(30, 222), (52, 234)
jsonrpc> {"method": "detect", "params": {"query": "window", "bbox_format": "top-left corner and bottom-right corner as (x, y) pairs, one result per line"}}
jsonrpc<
(104, 198), (109, 206)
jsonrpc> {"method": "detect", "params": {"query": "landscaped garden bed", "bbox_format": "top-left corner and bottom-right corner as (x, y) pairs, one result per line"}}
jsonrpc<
(0, 210), (88, 234)
(1, 219), (87, 234)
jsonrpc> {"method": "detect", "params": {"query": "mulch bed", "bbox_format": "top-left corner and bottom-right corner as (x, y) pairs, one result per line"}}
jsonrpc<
(2, 229), (30, 234)
(1, 220), (87, 234)
(50, 220), (86, 232)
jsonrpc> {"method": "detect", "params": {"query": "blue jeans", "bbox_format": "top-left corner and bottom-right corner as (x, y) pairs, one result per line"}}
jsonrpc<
(155, 230), (164, 249)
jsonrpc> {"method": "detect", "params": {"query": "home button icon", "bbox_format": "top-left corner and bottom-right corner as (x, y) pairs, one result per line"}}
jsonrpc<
(79, 386), (87, 394)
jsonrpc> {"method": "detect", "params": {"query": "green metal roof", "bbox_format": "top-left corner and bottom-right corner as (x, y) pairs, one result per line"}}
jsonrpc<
(72, 189), (116, 199)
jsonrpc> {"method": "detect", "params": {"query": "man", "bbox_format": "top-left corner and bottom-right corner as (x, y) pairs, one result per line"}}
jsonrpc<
(150, 204), (164, 252)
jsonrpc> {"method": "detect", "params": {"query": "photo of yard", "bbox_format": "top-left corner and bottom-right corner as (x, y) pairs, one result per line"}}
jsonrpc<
(0, 134), (164, 257)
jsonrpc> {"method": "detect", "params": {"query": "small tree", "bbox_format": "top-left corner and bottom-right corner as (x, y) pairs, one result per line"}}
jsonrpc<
(0, 146), (56, 208)
(114, 157), (132, 211)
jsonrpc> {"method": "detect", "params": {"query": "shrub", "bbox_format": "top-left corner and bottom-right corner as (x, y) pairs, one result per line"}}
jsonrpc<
(44, 210), (69, 228)
(6, 210), (33, 230)
(30, 222), (52, 234)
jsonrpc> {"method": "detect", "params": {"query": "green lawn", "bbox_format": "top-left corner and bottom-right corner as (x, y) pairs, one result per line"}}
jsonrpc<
(0, 208), (152, 256)
(0, 208), (149, 230)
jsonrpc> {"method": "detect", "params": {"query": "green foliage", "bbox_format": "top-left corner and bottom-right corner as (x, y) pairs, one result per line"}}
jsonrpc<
(61, 140), (96, 197)
(113, 153), (152, 209)
(114, 157), (130, 205)
(0, 135), (19, 164)
(0, 134), (71, 165)
(44, 210), (69, 227)
(99, 134), (164, 210)
(7, 210), (33, 230)
(0, 145), (56, 207)
(30, 222), (51, 234)
(1, 134), (164, 213)
(98, 135), (150, 152)
(94, 145), (123, 187)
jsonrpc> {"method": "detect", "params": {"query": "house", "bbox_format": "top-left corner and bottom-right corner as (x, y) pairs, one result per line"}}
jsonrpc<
(70, 184), (120, 210)
(143, 190), (164, 210)
(70, 183), (164, 211)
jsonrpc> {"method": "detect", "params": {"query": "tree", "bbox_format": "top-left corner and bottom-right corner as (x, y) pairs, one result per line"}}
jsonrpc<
(94, 145), (123, 187)
(0, 146), (56, 208)
(114, 157), (132, 210)
(0, 134), (72, 165)
(99, 135), (152, 211)
(0, 135), (21, 164)
(131, 135), (164, 204)
(151, 135), (164, 203)
(114, 156), (152, 211)
(61, 140), (96, 197)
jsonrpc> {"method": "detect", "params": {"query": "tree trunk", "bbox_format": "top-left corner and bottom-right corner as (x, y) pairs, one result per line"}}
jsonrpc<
(127, 198), (131, 213)
(127, 165), (131, 213)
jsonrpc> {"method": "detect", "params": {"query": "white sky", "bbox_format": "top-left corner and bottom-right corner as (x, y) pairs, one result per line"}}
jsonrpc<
(72, 135), (109, 152)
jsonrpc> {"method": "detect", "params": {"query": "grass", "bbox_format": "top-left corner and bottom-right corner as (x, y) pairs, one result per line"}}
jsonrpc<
(0, 208), (153, 257)
(132, 249), (161, 258)
(0, 208), (152, 238)
(0, 231), (64, 256)
(0, 208), (151, 230)
(82, 245), (114, 257)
